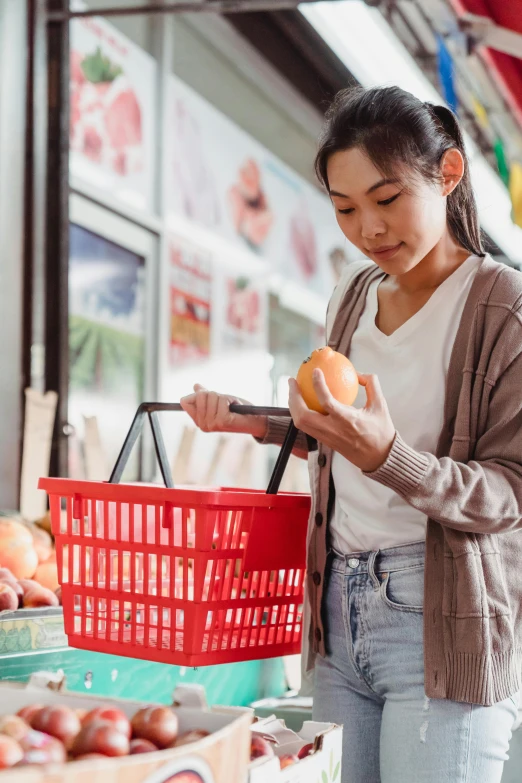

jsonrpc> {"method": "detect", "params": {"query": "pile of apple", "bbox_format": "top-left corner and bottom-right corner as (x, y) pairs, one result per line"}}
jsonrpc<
(250, 734), (314, 771)
(0, 703), (210, 771)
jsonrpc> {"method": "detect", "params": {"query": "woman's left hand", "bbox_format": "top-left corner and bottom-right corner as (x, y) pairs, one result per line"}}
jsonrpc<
(288, 370), (396, 473)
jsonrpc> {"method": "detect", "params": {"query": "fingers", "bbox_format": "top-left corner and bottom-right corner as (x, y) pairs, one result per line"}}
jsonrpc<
(179, 385), (212, 430)
(358, 374), (385, 410)
(311, 369), (340, 415)
(288, 378), (309, 418)
(288, 377), (326, 435)
(179, 385), (244, 433)
(204, 392), (219, 432)
(217, 393), (234, 427)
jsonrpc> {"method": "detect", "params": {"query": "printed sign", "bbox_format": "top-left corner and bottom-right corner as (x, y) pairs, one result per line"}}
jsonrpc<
(169, 237), (212, 366)
(70, 17), (156, 210)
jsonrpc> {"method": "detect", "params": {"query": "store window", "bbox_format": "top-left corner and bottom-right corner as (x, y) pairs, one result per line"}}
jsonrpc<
(68, 195), (156, 481)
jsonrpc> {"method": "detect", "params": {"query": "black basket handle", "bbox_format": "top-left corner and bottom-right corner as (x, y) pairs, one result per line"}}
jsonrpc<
(109, 402), (298, 495)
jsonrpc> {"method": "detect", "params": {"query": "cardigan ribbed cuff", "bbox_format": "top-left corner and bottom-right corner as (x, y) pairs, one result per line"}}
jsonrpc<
(442, 649), (522, 706)
(254, 416), (317, 453)
(254, 416), (292, 447)
(364, 431), (429, 495)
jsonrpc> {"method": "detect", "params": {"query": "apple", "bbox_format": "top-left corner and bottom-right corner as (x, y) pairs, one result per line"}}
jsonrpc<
(71, 720), (130, 758)
(131, 706), (178, 749)
(82, 706), (131, 739)
(297, 742), (314, 759)
(250, 734), (275, 760)
(279, 753), (299, 769)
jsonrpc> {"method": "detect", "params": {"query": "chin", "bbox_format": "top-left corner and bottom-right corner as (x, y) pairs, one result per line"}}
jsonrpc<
(378, 250), (422, 276)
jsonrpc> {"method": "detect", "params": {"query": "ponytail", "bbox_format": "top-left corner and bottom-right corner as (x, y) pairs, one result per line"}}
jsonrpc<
(426, 103), (484, 256)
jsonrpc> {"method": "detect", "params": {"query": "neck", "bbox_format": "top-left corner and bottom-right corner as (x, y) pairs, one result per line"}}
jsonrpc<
(392, 234), (472, 295)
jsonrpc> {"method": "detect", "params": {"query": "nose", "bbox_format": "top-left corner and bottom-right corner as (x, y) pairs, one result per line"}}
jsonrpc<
(360, 211), (386, 241)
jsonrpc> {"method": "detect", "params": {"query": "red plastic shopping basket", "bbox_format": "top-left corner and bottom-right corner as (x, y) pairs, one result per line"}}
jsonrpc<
(39, 403), (310, 667)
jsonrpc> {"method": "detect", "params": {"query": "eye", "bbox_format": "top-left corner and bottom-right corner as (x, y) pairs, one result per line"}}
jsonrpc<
(378, 193), (401, 206)
(337, 207), (354, 215)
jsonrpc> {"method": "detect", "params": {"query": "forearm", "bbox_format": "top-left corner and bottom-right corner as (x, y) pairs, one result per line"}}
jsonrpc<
(365, 432), (522, 534)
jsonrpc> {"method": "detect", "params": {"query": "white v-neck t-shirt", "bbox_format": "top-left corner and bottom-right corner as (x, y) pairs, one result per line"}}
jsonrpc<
(330, 254), (481, 554)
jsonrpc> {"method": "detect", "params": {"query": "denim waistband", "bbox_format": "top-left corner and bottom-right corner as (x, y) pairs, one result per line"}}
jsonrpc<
(329, 540), (425, 576)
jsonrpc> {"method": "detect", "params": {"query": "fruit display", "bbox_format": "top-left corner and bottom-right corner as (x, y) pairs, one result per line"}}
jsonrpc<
(249, 733), (316, 771)
(0, 567), (61, 611)
(0, 516), (62, 611)
(0, 701), (215, 771)
(296, 346), (359, 414)
(0, 520), (38, 580)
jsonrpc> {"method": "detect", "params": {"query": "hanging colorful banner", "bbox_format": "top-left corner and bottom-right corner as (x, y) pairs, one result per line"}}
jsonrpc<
(494, 138), (510, 188)
(471, 96), (489, 130)
(165, 77), (358, 299)
(169, 237), (212, 366)
(69, 17), (156, 212)
(436, 36), (458, 114)
(509, 161), (522, 229)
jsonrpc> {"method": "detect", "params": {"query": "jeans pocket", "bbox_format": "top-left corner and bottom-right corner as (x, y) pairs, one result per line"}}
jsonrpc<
(379, 564), (424, 613)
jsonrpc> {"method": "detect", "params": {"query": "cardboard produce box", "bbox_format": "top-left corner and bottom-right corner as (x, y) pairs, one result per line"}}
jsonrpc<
(0, 674), (251, 783)
(249, 715), (342, 783)
(250, 696), (312, 734)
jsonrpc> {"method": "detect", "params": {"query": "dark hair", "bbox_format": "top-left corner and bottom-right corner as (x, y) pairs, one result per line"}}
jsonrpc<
(315, 86), (485, 257)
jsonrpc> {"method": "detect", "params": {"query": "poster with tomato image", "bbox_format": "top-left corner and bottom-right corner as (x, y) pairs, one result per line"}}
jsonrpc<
(169, 237), (212, 366)
(217, 275), (267, 352)
(143, 755), (215, 783)
(70, 17), (156, 211)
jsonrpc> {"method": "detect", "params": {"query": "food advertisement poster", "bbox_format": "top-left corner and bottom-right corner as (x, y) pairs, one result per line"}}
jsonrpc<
(166, 76), (358, 298)
(214, 274), (267, 353)
(169, 237), (212, 367)
(69, 223), (145, 478)
(70, 17), (156, 211)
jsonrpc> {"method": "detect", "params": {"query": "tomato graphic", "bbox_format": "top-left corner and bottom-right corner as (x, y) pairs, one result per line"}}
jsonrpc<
(143, 756), (214, 783)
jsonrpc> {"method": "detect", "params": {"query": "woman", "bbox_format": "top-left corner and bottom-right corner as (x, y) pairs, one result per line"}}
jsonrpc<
(181, 86), (522, 782)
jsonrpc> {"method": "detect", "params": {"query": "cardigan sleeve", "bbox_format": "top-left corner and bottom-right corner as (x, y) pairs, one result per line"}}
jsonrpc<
(364, 354), (522, 534)
(255, 416), (317, 459)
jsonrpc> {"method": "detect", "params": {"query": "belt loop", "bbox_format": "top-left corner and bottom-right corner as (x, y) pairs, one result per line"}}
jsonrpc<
(368, 550), (380, 589)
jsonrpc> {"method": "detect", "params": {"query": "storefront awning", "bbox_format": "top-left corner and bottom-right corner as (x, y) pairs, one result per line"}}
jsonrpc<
(450, 0), (522, 127)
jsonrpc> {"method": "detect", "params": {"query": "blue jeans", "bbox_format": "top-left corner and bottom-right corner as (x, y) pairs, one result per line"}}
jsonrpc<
(312, 541), (520, 783)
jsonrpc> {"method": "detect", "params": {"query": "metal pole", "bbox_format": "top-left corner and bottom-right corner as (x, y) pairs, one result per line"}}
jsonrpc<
(48, 0), (343, 20)
(45, 0), (70, 477)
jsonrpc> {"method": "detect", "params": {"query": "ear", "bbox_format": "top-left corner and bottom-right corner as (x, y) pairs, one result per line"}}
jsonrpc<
(440, 148), (464, 196)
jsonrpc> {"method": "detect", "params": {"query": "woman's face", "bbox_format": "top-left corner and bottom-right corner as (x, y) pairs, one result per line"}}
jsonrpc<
(326, 147), (449, 275)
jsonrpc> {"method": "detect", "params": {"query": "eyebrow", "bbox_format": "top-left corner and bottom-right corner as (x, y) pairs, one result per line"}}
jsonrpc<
(329, 178), (399, 199)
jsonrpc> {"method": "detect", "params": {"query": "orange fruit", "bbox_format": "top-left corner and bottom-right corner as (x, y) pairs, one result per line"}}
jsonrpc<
(296, 346), (359, 414)
(0, 519), (38, 580)
(34, 561), (60, 592)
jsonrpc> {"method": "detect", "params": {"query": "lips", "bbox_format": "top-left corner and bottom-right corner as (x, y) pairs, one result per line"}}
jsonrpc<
(368, 242), (403, 261)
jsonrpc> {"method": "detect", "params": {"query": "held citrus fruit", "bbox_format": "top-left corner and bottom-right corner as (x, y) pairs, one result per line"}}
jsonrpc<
(296, 346), (358, 414)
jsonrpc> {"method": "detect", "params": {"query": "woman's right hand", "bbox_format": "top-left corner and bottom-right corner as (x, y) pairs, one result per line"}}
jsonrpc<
(180, 384), (268, 439)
